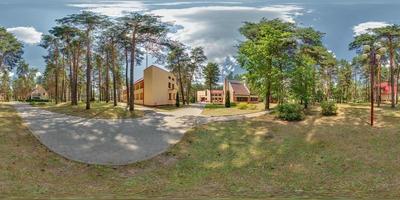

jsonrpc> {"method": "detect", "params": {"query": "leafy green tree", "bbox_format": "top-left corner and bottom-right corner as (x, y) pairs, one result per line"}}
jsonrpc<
(13, 61), (37, 100)
(59, 11), (107, 109)
(203, 62), (220, 104)
(187, 47), (207, 105)
(50, 23), (82, 105)
(335, 60), (353, 103)
(0, 70), (12, 101)
(291, 54), (315, 109)
(167, 42), (190, 104)
(0, 27), (23, 71)
(238, 19), (296, 110)
(118, 12), (170, 112)
(40, 33), (62, 104)
(374, 25), (400, 108)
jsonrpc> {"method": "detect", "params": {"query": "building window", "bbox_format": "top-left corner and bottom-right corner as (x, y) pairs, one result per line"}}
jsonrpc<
(172, 84), (174, 90)
(168, 76), (171, 79)
(169, 93), (172, 100)
(236, 97), (249, 102)
(169, 82), (171, 89)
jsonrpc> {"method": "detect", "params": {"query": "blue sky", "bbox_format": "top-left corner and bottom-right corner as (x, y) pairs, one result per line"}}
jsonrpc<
(1, 0), (400, 79)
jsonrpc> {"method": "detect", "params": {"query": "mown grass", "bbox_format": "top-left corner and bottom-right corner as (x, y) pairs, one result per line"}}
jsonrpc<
(2, 102), (400, 199)
(202, 102), (267, 116)
(31, 102), (144, 119)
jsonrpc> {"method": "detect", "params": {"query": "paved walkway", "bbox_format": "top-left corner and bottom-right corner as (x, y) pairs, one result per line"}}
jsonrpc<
(13, 103), (267, 165)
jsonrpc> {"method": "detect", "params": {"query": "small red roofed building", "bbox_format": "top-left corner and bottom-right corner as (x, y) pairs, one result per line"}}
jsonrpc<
(377, 82), (397, 102)
(223, 79), (259, 104)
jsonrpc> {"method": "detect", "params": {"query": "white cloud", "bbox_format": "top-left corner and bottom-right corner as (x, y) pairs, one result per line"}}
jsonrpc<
(353, 21), (391, 36)
(6, 27), (43, 45)
(35, 71), (42, 78)
(68, 1), (146, 17)
(151, 5), (305, 62)
(150, 1), (243, 6)
(68, 2), (306, 62)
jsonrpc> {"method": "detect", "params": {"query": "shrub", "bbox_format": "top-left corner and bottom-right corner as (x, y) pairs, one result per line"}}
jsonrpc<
(248, 104), (257, 110)
(277, 103), (304, 121)
(26, 99), (50, 103)
(237, 102), (249, 110)
(321, 101), (338, 116)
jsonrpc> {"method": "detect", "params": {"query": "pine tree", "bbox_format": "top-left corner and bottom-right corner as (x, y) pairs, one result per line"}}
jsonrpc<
(176, 92), (180, 107)
(225, 90), (231, 108)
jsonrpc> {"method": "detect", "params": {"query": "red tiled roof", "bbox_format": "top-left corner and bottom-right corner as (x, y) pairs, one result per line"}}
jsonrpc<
(134, 78), (144, 84)
(211, 90), (223, 94)
(229, 81), (250, 96)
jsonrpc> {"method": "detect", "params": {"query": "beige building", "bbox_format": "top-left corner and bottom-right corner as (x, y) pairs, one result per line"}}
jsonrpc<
(30, 85), (49, 100)
(0, 92), (6, 101)
(197, 90), (224, 104)
(197, 79), (259, 104)
(130, 65), (178, 106)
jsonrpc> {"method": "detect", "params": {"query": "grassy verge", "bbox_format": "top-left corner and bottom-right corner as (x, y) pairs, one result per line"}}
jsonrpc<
(31, 102), (144, 119)
(153, 104), (187, 112)
(2, 102), (400, 198)
(202, 103), (266, 116)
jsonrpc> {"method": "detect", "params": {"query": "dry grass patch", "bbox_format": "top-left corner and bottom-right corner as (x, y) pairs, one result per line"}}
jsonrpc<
(32, 102), (144, 119)
(2, 102), (400, 199)
(202, 103), (267, 116)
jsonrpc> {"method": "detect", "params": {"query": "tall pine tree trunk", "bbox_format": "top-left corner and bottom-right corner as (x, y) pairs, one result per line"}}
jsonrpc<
(97, 56), (102, 102)
(111, 40), (117, 107)
(85, 30), (92, 110)
(389, 37), (396, 108)
(105, 52), (110, 103)
(125, 47), (130, 106)
(177, 64), (185, 105)
(265, 79), (271, 110)
(129, 30), (136, 112)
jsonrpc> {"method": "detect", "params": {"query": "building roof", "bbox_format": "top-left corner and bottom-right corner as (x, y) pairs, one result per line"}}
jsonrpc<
(210, 90), (223, 94)
(144, 65), (172, 74)
(134, 78), (144, 84)
(228, 80), (251, 96)
(31, 85), (47, 93)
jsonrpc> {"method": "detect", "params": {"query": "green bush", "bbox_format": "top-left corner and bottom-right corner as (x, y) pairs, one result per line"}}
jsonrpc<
(248, 104), (257, 110)
(26, 99), (50, 102)
(237, 102), (249, 110)
(277, 103), (304, 121)
(321, 101), (338, 116)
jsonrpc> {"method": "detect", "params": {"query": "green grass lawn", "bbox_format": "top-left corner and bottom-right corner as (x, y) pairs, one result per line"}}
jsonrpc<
(31, 102), (144, 119)
(2, 102), (400, 199)
(202, 102), (267, 116)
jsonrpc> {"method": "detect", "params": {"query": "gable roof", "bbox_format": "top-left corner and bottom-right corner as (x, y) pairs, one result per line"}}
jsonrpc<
(31, 85), (47, 93)
(228, 80), (251, 96)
